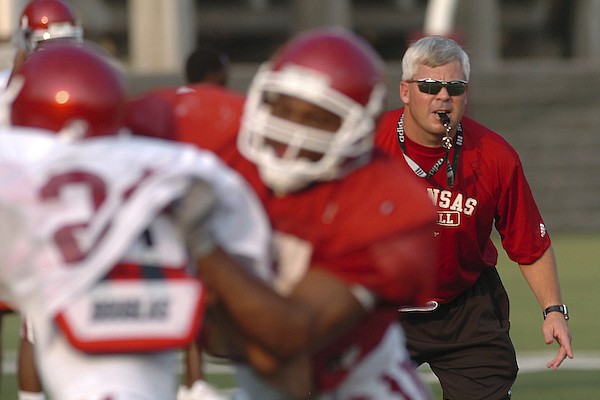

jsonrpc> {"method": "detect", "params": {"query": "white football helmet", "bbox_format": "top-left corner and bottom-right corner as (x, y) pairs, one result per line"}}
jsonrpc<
(237, 27), (386, 194)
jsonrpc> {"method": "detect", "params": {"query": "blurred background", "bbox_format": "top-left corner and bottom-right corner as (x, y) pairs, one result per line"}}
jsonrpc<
(1, 0), (600, 233)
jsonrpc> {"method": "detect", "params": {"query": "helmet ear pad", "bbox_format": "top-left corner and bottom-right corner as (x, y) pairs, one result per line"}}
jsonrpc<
(237, 27), (387, 194)
(11, 42), (127, 138)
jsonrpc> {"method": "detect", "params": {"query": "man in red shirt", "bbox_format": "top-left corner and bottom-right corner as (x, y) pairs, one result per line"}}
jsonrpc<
(375, 35), (573, 400)
(171, 27), (439, 399)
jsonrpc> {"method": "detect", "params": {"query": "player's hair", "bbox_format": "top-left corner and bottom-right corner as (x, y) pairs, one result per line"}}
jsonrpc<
(184, 46), (229, 85)
(402, 35), (470, 81)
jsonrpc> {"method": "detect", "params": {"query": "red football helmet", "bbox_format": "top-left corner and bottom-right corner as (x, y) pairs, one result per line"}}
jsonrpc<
(237, 27), (387, 193)
(10, 42), (127, 138)
(18, 0), (83, 52)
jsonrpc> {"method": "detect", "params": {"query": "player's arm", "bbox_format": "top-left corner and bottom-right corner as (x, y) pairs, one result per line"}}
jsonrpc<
(519, 246), (573, 369)
(196, 246), (368, 355)
(196, 246), (367, 398)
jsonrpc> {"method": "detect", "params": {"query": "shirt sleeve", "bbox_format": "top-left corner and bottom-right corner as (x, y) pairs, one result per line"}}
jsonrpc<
(494, 149), (551, 264)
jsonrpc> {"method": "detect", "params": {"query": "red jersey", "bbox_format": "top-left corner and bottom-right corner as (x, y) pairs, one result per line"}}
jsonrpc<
(242, 152), (435, 304)
(172, 89), (437, 391)
(144, 83), (246, 166)
(376, 108), (551, 303)
(238, 149), (437, 390)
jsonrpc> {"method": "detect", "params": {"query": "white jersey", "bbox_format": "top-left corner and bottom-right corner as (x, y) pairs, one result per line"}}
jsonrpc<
(0, 130), (272, 400)
(0, 127), (59, 308)
(0, 126), (60, 160)
(235, 323), (430, 400)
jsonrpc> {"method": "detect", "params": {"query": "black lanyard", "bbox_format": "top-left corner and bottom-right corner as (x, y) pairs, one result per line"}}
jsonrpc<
(396, 113), (462, 187)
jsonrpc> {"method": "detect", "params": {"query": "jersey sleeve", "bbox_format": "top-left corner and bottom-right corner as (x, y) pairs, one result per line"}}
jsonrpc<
(494, 147), (551, 264)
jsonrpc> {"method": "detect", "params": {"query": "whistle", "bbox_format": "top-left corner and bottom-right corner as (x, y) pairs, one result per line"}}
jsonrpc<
(437, 111), (450, 126)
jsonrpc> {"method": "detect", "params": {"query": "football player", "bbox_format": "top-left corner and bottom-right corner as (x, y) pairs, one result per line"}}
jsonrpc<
(0, 42), (271, 400)
(7, 0), (83, 84)
(0, 2), (84, 397)
(169, 27), (439, 399)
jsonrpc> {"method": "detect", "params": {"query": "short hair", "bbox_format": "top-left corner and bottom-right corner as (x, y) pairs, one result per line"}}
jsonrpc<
(402, 36), (470, 81)
(184, 46), (230, 85)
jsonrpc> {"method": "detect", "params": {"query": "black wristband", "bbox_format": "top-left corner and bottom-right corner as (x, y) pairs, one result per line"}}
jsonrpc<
(543, 304), (569, 320)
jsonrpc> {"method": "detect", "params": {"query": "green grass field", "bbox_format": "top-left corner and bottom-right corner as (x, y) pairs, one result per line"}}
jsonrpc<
(487, 232), (600, 399)
(1, 232), (599, 399)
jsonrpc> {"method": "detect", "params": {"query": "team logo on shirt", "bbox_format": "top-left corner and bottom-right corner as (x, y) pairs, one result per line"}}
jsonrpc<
(427, 188), (478, 227)
(438, 211), (461, 226)
(540, 223), (547, 237)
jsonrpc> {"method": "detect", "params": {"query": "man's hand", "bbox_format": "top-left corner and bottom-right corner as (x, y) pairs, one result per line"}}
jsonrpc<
(543, 313), (573, 370)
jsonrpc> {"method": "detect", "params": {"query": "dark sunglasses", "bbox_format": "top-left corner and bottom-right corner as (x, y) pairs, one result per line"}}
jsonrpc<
(406, 78), (468, 96)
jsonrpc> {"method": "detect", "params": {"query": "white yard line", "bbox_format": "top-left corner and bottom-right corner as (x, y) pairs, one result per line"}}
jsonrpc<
(416, 351), (600, 383)
(3, 350), (599, 379)
(517, 351), (600, 371)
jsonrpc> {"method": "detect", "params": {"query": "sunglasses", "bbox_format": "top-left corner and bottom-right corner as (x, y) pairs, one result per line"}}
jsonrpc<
(406, 78), (468, 96)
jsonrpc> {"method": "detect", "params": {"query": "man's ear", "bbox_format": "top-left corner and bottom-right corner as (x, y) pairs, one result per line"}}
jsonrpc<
(399, 81), (410, 105)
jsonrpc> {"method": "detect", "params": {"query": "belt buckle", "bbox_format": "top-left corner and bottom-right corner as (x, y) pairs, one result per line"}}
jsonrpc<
(398, 300), (439, 313)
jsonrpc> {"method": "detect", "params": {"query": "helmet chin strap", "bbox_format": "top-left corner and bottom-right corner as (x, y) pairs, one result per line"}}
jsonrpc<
(258, 164), (312, 195)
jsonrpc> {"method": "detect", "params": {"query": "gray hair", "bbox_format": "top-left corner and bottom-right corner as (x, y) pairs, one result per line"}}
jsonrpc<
(402, 36), (470, 81)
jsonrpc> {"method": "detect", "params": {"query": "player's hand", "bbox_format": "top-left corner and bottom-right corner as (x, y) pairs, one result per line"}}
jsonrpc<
(543, 313), (573, 370)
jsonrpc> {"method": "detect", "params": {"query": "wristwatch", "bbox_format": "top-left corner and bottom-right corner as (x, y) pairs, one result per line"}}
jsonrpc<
(543, 304), (569, 320)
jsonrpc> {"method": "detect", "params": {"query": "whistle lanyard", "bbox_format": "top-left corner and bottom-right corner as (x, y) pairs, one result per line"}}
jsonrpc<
(396, 114), (462, 187)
